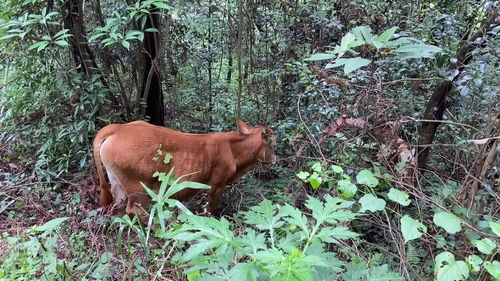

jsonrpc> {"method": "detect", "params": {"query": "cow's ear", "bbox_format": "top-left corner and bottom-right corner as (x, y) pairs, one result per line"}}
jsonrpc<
(237, 119), (251, 134)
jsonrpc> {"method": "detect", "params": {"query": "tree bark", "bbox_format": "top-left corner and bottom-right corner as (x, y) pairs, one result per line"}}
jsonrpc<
(236, 0), (243, 120)
(417, 8), (500, 169)
(139, 10), (165, 126)
(63, 0), (97, 75)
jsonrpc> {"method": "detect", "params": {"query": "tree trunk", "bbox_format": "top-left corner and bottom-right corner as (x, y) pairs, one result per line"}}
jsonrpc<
(417, 8), (500, 169)
(63, 0), (97, 75)
(236, 0), (243, 120)
(139, 9), (165, 126)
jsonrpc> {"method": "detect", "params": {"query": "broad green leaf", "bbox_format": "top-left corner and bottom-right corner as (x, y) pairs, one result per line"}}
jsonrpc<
(281, 204), (310, 236)
(368, 264), (403, 280)
(337, 180), (357, 199)
(316, 226), (359, 243)
(152, 2), (173, 9)
(351, 26), (373, 44)
(121, 40), (130, 49)
(359, 194), (386, 212)
(356, 169), (379, 187)
(243, 200), (284, 232)
(433, 212), (462, 234)
(326, 57), (371, 74)
(305, 195), (357, 224)
(434, 252), (469, 281)
(187, 270), (201, 281)
(303, 53), (335, 61)
(484, 261), (500, 280)
(311, 162), (323, 172)
(331, 165), (343, 174)
(393, 43), (442, 59)
(296, 171), (310, 180)
(228, 262), (259, 281)
(377, 27), (398, 43)
(309, 173), (322, 189)
(54, 40), (70, 47)
(471, 238), (496, 254)
(333, 32), (356, 56)
(387, 188), (411, 206)
(466, 255), (483, 272)
(401, 215), (427, 243)
(489, 221), (500, 236)
(32, 217), (69, 234)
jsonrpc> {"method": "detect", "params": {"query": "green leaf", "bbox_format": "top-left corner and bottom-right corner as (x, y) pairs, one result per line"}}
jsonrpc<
(377, 27), (398, 43)
(296, 171), (310, 180)
(337, 180), (357, 199)
(145, 27), (159, 32)
(32, 217), (69, 234)
(393, 43), (442, 59)
(186, 270), (201, 281)
(400, 215), (427, 243)
(281, 204), (310, 236)
(243, 200), (284, 232)
(54, 40), (70, 47)
(121, 40), (130, 49)
(228, 262), (259, 281)
(325, 57), (371, 74)
(333, 32), (357, 56)
(368, 264), (403, 280)
(351, 26), (373, 44)
(305, 195), (357, 224)
(471, 238), (496, 254)
(489, 221), (500, 236)
(152, 2), (173, 9)
(359, 194), (386, 212)
(331, 165), (343, 174)
(303, 53), (335, 61)
(387, 188), (411, 206)
(163, 153), (172, 164)
(484, 261), (500, 280)
(309, 173), (322, 189)
(466, 255), (483, 272)
(433, 212), (462, 234)
(356, 169), (379, 187)
(316, 226), (359, 243)
(434, 252), (469, 281)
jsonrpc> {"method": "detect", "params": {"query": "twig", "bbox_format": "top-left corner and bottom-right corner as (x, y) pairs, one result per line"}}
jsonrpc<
(402, 117), (479, 132)
(296, 93), (327, 161)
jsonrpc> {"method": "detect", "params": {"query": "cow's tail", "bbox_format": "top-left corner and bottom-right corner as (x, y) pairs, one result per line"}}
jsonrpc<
(93, 127), (113, 207)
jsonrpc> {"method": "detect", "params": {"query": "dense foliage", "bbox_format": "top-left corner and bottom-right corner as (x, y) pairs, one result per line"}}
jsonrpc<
(0, 0), (499, 280)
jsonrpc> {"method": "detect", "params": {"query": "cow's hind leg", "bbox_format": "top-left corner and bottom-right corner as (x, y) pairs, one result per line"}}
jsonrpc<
(126, 193), (152, 224)
(207, 187), (225, 217)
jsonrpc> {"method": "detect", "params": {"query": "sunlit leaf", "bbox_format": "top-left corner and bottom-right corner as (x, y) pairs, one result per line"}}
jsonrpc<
(387, 188), (411, 206)
(433, 212), (462, 234)
(359, 194), (386, 212)
(434, 252), (469, 281)
(401, 215), (427, 243)
(356, 169), (379, 187)
(471, 238), (496, 254)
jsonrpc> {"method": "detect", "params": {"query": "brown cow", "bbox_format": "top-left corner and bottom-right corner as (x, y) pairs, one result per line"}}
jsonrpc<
(93, 120), (276, 217)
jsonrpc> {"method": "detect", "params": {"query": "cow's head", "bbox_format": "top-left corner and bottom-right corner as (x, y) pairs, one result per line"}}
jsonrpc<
(237, 120), (277, 165)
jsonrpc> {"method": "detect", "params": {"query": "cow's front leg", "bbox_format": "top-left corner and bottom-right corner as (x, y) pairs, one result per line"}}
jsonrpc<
(207, 187), (225, 217)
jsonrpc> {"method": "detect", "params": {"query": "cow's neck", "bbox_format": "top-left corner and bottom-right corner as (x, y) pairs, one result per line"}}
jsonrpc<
(230, 133), (262, 176)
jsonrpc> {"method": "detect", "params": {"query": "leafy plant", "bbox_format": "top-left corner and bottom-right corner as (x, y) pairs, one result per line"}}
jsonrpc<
(167, 195), (392, 280)
(304, 25), (443, 74)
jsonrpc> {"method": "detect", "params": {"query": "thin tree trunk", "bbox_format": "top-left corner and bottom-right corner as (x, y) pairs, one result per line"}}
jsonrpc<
(208, 0), (213, 132)
(138, 10), (165, 126)
(417, 8), (500, 169)
(236, 0), (243, 120)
